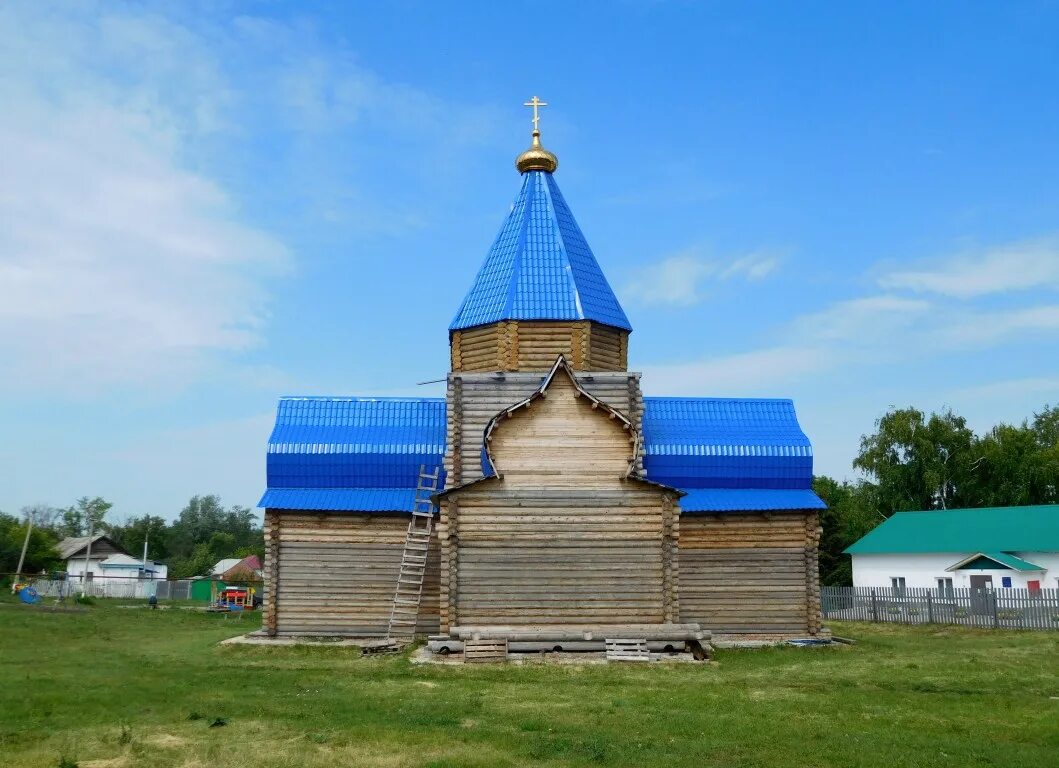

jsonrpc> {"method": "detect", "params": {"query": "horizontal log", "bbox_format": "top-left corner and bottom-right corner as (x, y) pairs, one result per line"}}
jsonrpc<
(450, 624), (702, 641)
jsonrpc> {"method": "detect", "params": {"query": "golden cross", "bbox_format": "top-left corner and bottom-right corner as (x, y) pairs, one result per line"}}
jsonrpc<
(523, 95), (548, 131)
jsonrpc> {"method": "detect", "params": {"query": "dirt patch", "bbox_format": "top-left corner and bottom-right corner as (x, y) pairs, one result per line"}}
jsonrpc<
(81, 757), (130, 768)
(145, 733), (186, 748)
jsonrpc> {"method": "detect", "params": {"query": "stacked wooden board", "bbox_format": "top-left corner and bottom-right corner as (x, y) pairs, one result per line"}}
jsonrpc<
(463, 638), (509, 663)
(605, 638), (652, 662)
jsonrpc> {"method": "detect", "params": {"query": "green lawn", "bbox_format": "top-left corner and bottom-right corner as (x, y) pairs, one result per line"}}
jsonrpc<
(1, 598), (1057, 768)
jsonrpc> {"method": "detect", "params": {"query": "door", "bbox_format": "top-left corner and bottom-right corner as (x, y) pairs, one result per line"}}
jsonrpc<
(969, 575), (994, 615)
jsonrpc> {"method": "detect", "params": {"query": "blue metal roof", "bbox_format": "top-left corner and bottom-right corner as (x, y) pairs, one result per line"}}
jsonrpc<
(679, 489), (825, 513)
(449, 171), (632, 332)
(261, 397), (445, 511)
(261, 393), (822, 513)
(260, 488), (418, 513)
(641, 397), (815, 494)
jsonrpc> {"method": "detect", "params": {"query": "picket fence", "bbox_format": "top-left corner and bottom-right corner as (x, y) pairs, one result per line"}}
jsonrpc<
(822, 585), (1059, 630)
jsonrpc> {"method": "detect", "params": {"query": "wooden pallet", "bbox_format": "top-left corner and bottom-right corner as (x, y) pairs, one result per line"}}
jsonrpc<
(463, 638), (508, 663)
(361, 639), (402, 655)
(605, 638), (651, 662)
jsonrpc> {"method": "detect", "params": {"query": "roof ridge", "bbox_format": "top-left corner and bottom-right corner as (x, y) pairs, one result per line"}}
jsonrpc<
(278, 396), (446, 402)
(540, 171), (584, 320)
(501, 172), (535, 318)
(890, 503), (1059, 515)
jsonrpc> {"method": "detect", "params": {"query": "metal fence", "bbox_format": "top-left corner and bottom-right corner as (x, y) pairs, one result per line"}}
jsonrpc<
(9, 572), (264, 602)
(24, 574), (194, 600)
(823, 586), (1059, 630)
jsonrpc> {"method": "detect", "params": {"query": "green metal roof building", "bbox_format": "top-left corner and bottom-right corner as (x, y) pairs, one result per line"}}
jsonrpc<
(845, 505), (1059, 592)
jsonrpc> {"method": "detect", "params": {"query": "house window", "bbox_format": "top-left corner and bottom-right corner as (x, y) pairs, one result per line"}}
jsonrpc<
(936, 577), (954, 598)
(1028, 580), (1041, 594)
(1001, 576), (1012, 588)
(890, 577), (906, 595)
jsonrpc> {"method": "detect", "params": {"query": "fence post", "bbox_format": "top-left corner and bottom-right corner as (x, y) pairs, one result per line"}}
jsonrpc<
(871, 588), (878, 622)
(927, 592), (934, 624)
(992, 591), (999, 628)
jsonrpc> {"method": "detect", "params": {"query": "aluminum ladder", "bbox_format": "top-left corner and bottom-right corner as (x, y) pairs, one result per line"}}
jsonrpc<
(385, 465), (440, 644)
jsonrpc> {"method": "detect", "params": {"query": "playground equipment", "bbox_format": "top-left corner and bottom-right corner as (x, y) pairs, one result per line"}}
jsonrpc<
(207, 582), (257, 612)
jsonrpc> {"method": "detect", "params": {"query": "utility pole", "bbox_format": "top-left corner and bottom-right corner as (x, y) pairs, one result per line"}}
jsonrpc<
(81, 520), (94, 597)
(12, 509), (34, 592)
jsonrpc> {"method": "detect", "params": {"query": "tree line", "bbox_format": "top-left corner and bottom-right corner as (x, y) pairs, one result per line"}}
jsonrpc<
(815, 403), (1059, 585)
(0, 494), (262, 579)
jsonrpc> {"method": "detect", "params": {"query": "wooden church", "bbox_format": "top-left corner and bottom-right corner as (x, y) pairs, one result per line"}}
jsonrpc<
(259, 102), (826, 646)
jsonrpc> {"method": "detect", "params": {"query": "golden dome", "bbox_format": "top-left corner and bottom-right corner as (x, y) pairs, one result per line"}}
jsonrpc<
(516, 129), (559, 174)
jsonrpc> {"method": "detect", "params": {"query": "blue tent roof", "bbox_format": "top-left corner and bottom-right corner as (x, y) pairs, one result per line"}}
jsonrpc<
(260, 394), (822, 513)
(449, 170), (632, 332)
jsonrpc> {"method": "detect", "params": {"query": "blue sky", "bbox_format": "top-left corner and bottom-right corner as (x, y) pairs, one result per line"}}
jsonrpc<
(2, 1), (1058, 522)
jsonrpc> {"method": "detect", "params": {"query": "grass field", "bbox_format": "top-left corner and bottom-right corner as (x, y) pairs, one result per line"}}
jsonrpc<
(1, 598), (1057, 768)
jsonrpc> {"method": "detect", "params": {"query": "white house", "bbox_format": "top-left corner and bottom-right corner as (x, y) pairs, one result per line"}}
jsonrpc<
(99, 553), (168, 581)
(56, 535), (167, 597)
(846, 505), (1059, 593)
(58, 534), (130, 581)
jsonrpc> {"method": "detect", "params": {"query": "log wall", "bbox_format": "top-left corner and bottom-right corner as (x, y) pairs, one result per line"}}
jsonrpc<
(678, 512), (822, 636)
(587, 323), (627, 372)
(450, 321), (629, 373)
(445, 370), (643, 487)
(488, 373), (634, 488)
(264, 512), (440, 637)
(440, 367), (677, 631)
(440, 487), (677, 628)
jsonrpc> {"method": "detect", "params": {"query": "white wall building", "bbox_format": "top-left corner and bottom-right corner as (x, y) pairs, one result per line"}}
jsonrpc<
(58, 534), (129, 580)
(56, 535), (167, 597)
(847, 505), (1059, 593)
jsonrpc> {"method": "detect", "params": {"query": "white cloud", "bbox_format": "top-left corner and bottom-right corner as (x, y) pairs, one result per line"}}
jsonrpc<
(946, 376), (1059, 402)
(0, 4), (501, 395)
(639, 290), (1059, 398)
(791, 295), (932, 344)
(879, 237), (1059, 298)
(642, 346), (827, 395)
(623, 248), (780, 306)
(938, 305), (1059, 346)
(0, 4), (288, 393)
(719, 253), (781, 281)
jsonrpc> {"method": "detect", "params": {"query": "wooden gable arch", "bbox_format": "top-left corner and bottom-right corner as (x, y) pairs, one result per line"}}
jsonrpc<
(479, 355), (641, 488)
